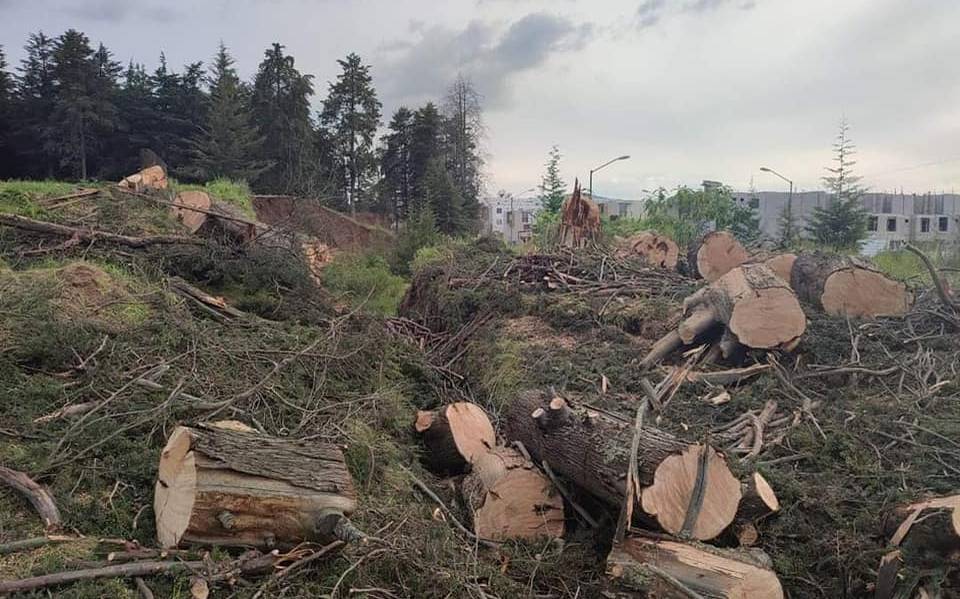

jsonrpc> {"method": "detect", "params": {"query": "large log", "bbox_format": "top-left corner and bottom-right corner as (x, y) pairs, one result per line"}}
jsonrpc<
(502, 391), (740, 540)
(621, 231), (680, 269)
(461, 446), (565, 541)
(119, 165), (168, 192)
(155, 423), (358, 549)
(688, 231), (750, 282)
(607, 533), (784, 599)
(414, 402), (495, 474)
(791, 252), (912, 317)
(171, 190), (212, 233)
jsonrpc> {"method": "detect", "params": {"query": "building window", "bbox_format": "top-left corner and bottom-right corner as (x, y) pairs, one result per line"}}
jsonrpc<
(920, 217), (930, 233)
(939, 216), (949, 232)
(886, 217), (897, 232)
(522, 212), (530, 224)
(882, 197), (893, 214)
(868, 216), (878, 232)
(496, 207), (502, 214)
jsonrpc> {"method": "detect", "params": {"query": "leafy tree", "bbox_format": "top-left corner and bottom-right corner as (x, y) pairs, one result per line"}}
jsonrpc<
(188, 43), (269, 182)
(14, 32), (57, 177)
(640, 185), (759, 246)
(251, 43), (315, 194)
(807, 119), (869, 250)
(380, 106), (415, 225)
(441, 74), (483, 229)
(538, 145), (566, 213)
(320, 53), (381, 214)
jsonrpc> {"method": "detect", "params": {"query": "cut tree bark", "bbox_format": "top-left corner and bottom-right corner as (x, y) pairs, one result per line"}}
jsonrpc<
(172, 190), (212, 233)
(791, 252), (912, 318)
(607, 533), (784, 599)
(558, 179), (601, 248)
(197, 200), (258, 244)
(622, 231), (680, 269)
(503, 391), (741, 540)
(155, 424), (358, 549)
(461, 446), (565, 541)
(414, 402), (495, 474)
(688, 231), (750, 282)
(883, 495), (960, 562)
(0, 466), (61, 531)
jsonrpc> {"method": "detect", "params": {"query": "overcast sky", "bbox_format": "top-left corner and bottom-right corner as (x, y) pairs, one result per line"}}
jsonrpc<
(3, 0), (959, 198)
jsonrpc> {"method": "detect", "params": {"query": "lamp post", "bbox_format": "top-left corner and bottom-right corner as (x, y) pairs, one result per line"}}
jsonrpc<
(760, 166), (794, 243)
(589, 155), (631, 200)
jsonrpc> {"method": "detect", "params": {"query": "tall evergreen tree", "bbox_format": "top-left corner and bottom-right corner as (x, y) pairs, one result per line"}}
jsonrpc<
(807, 119), (869, 250)
(441, 74), (483, 228)
(320, 53), (381, 214)
(538, 145), (566, 213)
(110, 61), (156, 175)
(0, 46), (15, 177)
(380, 106), (414, 224)
(409, 102), (443, 199)
(422, 156), (464, 234)
(14, 32), (57, 177)
(251, 43), (315, 193)
(188, 43), (268, 181)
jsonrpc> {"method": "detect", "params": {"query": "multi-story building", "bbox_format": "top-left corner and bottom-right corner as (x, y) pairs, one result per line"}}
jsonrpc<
(479, 194), (541, 244)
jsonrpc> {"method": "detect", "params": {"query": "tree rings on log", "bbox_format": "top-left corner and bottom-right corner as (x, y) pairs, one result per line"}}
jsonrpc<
(155, 424), (357, 549)
(462, 446), (564, 541)
(621, 231), (679, 269)
(640, 444), (742, 541)
(172, 191), (211, 233)
(607, 533), (784, 599)
(762, 253), (797, 283)
(791, 252), (912, 318)
(414, 402), (495, 474)
(688, 230), (750, 282)
(119, 165), (168, 192)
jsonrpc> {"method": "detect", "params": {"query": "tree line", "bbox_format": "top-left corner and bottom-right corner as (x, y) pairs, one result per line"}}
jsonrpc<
(0, 30), (482, 234)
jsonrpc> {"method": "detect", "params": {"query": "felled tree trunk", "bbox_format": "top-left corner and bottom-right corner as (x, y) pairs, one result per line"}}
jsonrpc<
(119, 165), (168, 192)
(155, 423), (358, 549)
(883, 495), (960, 564)
(197, 200), (258, 244)
(502, 391), (740, 540)
(760, 253), (797, 284)
(791, 252), (912, 317)
(461, 446), (565, 541)
(558, 180), (601, 248)
(171, 191), (212, 233)
(687, 231), (750, 282)
(607, 533), (784, 599)
(730, 472), (780, 546)
(415, 402), (495, 474)
(621, 231), (679, 269)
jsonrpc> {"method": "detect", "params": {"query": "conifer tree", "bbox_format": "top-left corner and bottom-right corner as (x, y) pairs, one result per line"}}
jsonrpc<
(0, 46), (15, 177)
(441, 74), (484, 228)
(380, 106), (414, 224)
(538, 145), (566, 213)
(320, 53), (381, 213)
(422, 156), (464, 234)
(807, 119), (869, 250)
(409, 102), (443, 199)
(15, 32), (57, 177)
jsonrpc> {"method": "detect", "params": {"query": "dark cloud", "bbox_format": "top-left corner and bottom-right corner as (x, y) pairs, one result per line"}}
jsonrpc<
(377, 12), (591, 111)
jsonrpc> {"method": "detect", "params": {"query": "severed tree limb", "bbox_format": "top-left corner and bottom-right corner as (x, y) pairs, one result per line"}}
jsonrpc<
(0, 465), (62, 530)
(905, 243), (959, 312)
(0, 213), (203, 248)
(0, 535), (78, 556)
(685, 364), (771, 386)
(401, 467), (500, 549)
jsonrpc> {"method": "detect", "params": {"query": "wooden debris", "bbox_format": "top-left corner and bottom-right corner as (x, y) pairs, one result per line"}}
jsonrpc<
(0, 213), (203, 248)
(0, 465), (62, 531)
(884, 494), (960, 561)
(171, 190), (212, 233)
(169, 277), (249, 322)
(791, 251), (912, 317)
(621, 231), (680, 269)
(461, 446), (564, 541)
(119, 165), (168, 192)
(686, 364), (772, 386)
(154, 424), (359, 549)
(688, 230), (750, 282)
(607, 533), (784, 598)
(414, 402), (495, 474)
(558, 180), (601, 248)
(731, 472), (780, 546)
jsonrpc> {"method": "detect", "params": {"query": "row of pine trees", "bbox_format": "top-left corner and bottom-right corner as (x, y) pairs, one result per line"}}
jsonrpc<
(0, 30), (483, 234)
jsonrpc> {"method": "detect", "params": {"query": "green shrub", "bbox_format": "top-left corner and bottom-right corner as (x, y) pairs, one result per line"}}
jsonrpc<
(323, 253), (408, 316)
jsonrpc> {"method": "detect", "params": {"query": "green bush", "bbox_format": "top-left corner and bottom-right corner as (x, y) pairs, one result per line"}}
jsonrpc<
(323, 253), (408, 316)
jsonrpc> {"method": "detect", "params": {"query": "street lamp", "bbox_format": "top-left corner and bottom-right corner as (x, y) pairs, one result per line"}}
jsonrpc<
(760, 166), (795, 242)
(589, 155), (631, 199)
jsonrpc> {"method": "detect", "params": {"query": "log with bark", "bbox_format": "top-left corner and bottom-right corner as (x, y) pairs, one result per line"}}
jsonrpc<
(0, 465), (61, 531)
(171, 190), (212, 233)
(730, 472), (780, 546)
(606, 533), (784, 598)
(154, 423), (359, 549)
(119, 165), (168, 192)
(502, 391), (741, 540)
(883, 494), (960, 563)
(415, 402), (495, 474)
(687, 231), (750, 282)
(791, 251), (912, 318)
(642, 264), (806, 367)
(620, 231), (680, 269)
(0, 213), (203, 248)
(759, 253), (797, 284)
(558, 180), (601, 248)
(461, 446), (565, 541)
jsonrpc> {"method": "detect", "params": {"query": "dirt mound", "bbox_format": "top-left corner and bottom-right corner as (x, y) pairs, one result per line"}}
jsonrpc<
(252, 195), (394, 251)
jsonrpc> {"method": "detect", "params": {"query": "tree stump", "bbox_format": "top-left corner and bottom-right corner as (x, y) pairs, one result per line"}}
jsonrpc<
(607, 533), (784, 599)
(622, 231), (679, 269)
(172, 191), (211, 233)
(791, 252), (912, 317)
(462, 446), (565, 541)
(688, 231), (750, 282)
(558, 180), (601, 248)
(155, 423), (358, 549)
(731, 472), (780, 546)
(414, 402), (495, 474)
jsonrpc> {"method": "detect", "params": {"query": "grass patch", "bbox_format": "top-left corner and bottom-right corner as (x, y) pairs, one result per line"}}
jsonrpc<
(872, 245), (960, 288)
(0, 180), (81, 218)
(323, 252), (408, 316)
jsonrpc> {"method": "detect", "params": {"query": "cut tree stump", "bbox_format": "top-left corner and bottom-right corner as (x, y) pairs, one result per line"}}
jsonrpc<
(883, 495), (960, 563)
(622, 231), (680, 269)
(607, 533), (784, 599)
(791, 252), (912, 318)
(503, 391), (740, 540)
(461, 446), (565, 541)
(688, 231), (750, 282)
(171, 191), (212, 233)
(558, 180), (601, 248)
(731, 472), (780, 546)
(155, 424), (358, 549)
(415, 403), (495, 474)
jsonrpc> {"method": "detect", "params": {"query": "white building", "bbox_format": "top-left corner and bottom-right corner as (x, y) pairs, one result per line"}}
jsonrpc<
(480, 194), (541, 244)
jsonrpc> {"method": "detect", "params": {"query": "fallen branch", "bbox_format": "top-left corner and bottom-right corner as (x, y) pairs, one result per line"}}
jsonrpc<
(905, 243), (959, 313)
(0, 466), (61, 530)
(685, 364), (771, 386)
(0, 535), (79, 556)
(0, 213), (203, 248)
(401, 467), (500, 549)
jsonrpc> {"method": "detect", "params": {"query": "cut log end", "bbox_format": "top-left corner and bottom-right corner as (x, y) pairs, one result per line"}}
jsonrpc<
(623, 231), (680, 269)
(172, 191), (211, 233)
(689, 231), (750, 282)
(821, 268), (912, 318)
(415, 402), (495, 473)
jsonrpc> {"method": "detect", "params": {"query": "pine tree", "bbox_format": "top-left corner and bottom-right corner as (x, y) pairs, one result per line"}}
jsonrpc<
(380, 106), (414, 225)
(188, 43), (269, 182)
(441, 74), (484, 229)
(14, 32), (57, 177)
(320, 53), (381, 214)
(807, 119), (869, 250)
(0, 46), (15, 177)
(538, 145), (566, 213)
(422, 157), (464, 234)
(251, 43), (315, 193)
(111, 61), (156, 175)
(409, 102), (443, 199)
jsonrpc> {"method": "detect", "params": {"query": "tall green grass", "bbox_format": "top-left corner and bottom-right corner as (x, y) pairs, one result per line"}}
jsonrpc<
(0, 180), (84, 217)
(872, 244), (960, 288)
(323, 252), (408, 316)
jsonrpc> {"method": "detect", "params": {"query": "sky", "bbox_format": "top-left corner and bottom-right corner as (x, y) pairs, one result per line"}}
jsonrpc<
(2, 0), (960, 199)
